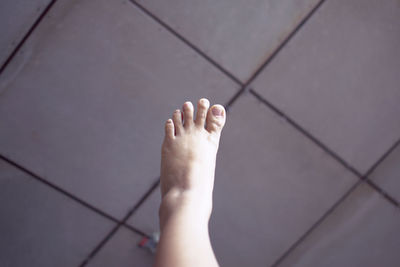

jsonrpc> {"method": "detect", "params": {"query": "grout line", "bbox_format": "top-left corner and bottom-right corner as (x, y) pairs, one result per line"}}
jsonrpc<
(122, 223), (150, 237)
(0, 154), (120, 223)
(272, 177), (400, 267)
(0, 0), (59, 76)
(362, 137), (400, 207)
(250, 87), (400, 210)
(249, 89), (363, 178)
(250, 87), (400, 264)
(271, 180), (362, 267)
(79, 223), (152, 267)
(3, 0), (398, 264)
(79, 177), (160, 266)
(249, 87), (400, 262)
(126, 0), (324, 115)
(0, 153), (159, 265)
(365, 179), (400, 207)
(127, 0), (244, 87)
(79, 224), (121, 267)
(243, 0), (326, 87)
(250, 89), (400, 210)
(224, 86), (249, 112)
(120, 178), (160, 222)
(363, 137), (400, 177)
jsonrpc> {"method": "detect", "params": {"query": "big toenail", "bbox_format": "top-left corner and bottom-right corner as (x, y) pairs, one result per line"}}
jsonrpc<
(212, 106), (223, 117)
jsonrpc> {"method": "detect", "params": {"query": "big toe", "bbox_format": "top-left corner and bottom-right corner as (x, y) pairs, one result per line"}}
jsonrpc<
(206, 104), (226, 135)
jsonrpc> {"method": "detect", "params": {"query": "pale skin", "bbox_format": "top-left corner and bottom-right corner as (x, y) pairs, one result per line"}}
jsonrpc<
(154, 98), (226, 267)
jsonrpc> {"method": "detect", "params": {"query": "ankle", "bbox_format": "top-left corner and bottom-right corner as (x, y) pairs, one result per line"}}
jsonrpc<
(159, 188), (212, 229)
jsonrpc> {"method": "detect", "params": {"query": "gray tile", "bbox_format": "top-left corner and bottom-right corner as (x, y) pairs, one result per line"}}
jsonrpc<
(369, 144), (400, 202)
(128, 185), (161, 234)
(135, 0), (320, 82)
(252, 0), (400, 173)
(0, 0), (51, 66)
(127, 94), (357, 266)
(210, 95), (356, 266)
(0, 0), (237, 218)
(87, 226), (154, 267)
(278, 183), (400, 267)
(0, 158), (114, 267)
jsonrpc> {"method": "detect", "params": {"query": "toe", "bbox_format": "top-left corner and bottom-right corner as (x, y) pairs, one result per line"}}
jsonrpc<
(164, 119), (175, 139)
(172, 109), (183, 135)
(195, 98), (210, 128)
(206, 104), (226, 135)
(182, 101), (194, 128)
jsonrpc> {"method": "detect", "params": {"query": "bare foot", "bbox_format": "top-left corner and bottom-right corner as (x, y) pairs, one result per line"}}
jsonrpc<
(159, 98), (226, 228)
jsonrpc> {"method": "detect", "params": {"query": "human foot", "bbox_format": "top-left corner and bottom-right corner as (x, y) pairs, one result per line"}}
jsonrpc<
(159, 98), (226, 228)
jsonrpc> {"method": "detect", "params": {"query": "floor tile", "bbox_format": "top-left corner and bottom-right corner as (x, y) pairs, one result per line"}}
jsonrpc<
(278, 183), (400, 267)
(0, 0), (237, 218)
(87, 226), (154, 267)
(0, 0), (51, 66)
(128, 94), (357, 266)
(135, 0), (320, 82)
(369, 144), (400, 202)
(127, 185), (161, 234)
(252, 0), (400, 174)
(0, 158), (114, 267)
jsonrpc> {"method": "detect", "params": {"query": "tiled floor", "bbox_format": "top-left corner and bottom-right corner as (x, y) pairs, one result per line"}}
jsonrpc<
(0, 0), (237, 219)
(0, 158), (114, 266)
(251, 0), (400, 174)
(278, 183), (400, 267)
(0, 0), (52, 67)
(1, 0), (399, 266)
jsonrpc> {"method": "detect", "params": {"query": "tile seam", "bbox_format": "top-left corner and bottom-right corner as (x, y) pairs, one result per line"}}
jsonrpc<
(79, 224), (121, 267)
(270, 180), (362, 267)
(250, 88), (400, 210)
(127, 0), (243, 87)
(0, 154), (160, 266)
(0, 0), (59, 75)
(243, 0), (327, 87)
(365, 179), (400, 207)
(120, 178), (160, 223)
(124, 0), (326, 116)
(224, 86), (250, 111)
(6, 0), (400, 264)
(79, 178), (160, 266)
(249, 89), (363, 178)
(271, 178), (400, 267)
(363, 137), (400, 206)
(248, 91), (400, 264)
(0, 154), (120, 223)
(364, 137), (400, 177)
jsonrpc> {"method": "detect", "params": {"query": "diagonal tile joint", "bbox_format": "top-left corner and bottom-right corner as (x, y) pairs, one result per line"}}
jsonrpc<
(127, 0), (243, 87)
(0, 0), (59, 75)
(80, 178), (160, 267)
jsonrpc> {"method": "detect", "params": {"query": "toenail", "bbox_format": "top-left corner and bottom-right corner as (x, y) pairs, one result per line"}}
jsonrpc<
(212, 106), (223, 117)
(174, 109), (180, 113)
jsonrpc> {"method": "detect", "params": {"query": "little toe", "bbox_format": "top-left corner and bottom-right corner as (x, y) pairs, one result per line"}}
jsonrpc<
(164, 119), (175, 139)
(195, 98), (210, 128)
(172, 109), (183, 135)
(206, 104), (226, 135)
(182, 101), (194, 128)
